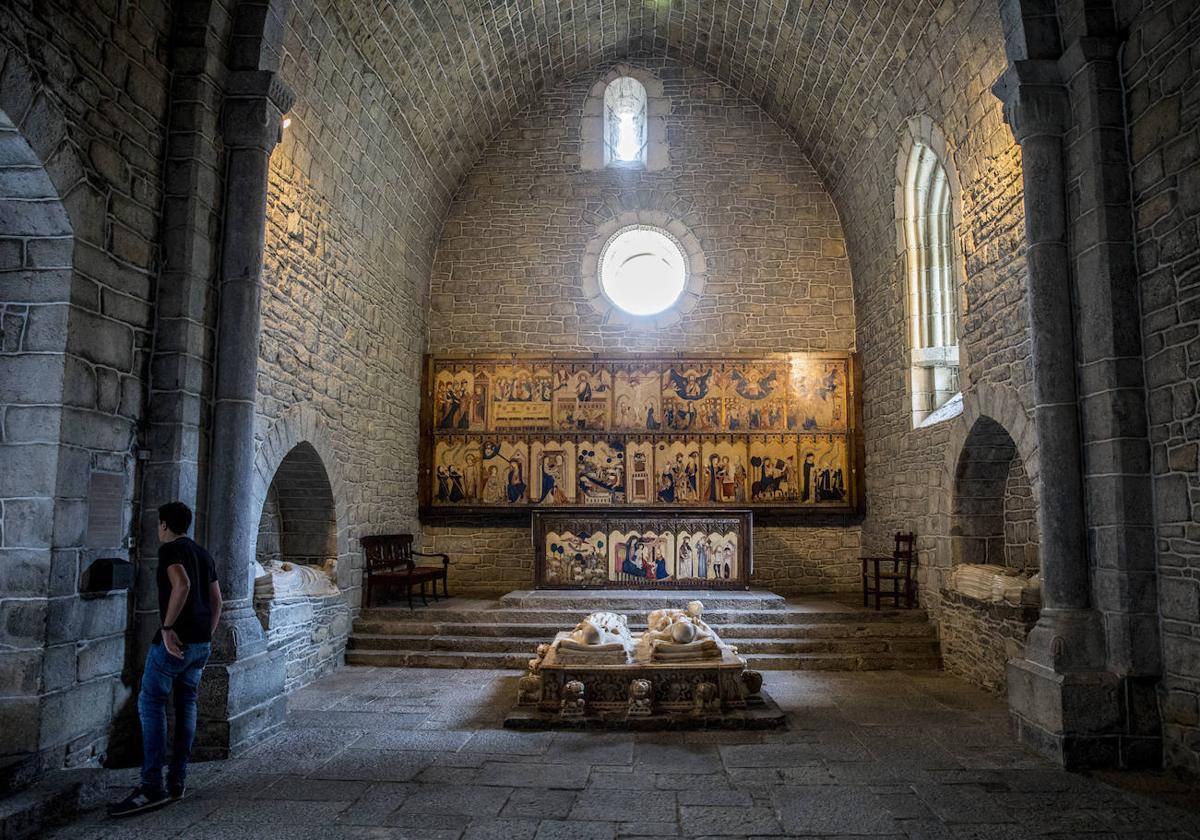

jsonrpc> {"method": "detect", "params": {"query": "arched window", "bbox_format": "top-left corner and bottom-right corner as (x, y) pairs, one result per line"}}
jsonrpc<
(604, 76), (647, 166)
(903, 140), (960, 425)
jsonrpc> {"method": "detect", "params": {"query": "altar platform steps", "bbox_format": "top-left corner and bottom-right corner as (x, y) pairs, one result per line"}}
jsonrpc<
(346, 591), (942, 672)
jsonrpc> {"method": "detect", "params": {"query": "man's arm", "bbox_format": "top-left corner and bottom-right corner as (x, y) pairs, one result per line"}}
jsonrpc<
(209, 579), (223, 636)
(162, 564), (191, 658)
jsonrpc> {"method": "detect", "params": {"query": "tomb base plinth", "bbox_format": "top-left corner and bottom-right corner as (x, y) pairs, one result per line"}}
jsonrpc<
(505, 648), (785, 730)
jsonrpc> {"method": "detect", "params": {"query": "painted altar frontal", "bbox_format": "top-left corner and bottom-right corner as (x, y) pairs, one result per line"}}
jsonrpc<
(420, 353), (860, 516)
(533, 511), (751, 590)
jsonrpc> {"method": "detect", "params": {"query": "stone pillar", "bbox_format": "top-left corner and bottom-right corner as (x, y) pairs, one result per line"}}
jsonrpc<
(993, 60), (1116, 766)
(195, 69), (293, 758)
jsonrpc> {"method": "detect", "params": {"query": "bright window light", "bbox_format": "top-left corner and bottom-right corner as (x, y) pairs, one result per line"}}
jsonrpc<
(599, 226), (687, 316)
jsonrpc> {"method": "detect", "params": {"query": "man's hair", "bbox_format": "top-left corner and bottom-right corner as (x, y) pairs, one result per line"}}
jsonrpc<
(158, 502), (193, 535)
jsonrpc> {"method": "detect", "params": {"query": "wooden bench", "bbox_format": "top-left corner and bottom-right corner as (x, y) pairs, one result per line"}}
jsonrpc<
(359, 534), (450, 609)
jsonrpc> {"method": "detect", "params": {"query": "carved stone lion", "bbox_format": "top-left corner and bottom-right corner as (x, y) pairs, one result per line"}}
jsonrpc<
(560, 679), (586, 717)
(516, 673), (542, 706)
(691, 681), (720, 717)
(627, 678), (653, 717)
(741, 669), (763, 697)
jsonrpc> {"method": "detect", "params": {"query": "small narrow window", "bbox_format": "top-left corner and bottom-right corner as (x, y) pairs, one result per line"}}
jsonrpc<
(604, 76), (647, 167)
(904, 142), (960, 426)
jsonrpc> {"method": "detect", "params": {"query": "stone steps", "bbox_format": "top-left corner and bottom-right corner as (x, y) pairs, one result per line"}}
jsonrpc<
(349, 631), (941, 657)
(343, 648), (942, 672)
(347, 592), (943, 673)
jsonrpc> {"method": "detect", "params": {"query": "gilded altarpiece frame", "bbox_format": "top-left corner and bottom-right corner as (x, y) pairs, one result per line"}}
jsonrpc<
(420, 353), (862, 518)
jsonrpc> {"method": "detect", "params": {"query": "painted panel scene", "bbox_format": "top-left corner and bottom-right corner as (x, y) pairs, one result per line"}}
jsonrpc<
(433, 437), (481, 504)
(479, 439), (529, 505)
(787, 356), (849, 431)
(654, 439), (701, 503)
(701, 439), (749, 503)
(723, 363), (787, 431)
(576, 439), (626, 504)
(675, 531), (740, 582)
(425, 355), (857, 510)
(553, 366), (611, 431)
(490, 364), (554, 431)
(543, 529), (607, 586)
(534, 514), (748, 589)
(749, 435), (800, 503)
(610, 530), (675, 583)
(612, 366), (662, 431)
(530, 438), (576, 505)
(798, 433), (850, 504)
(433, 366), (487, 431)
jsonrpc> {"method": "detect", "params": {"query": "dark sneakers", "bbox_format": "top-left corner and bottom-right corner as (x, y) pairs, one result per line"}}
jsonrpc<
(168, 781), (186, 801)
(107, 786), (170, 817)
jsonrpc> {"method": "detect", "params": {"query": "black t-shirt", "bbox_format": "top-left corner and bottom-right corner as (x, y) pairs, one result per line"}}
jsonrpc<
(155, 537), (219, 645)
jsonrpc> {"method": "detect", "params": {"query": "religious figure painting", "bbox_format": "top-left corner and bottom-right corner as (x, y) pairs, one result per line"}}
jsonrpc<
(703, 531), (739, 581)
(433, 366), (485, 431)
(544, 529), (607, 586)
(798, 433), (850, 504)
(553, 365), (611, 431)
(609, 529), (675, 583)
(479, 439), (529, 505)
(723, 363), (787, 432)
(624, 439), (655, 504)
(787, 357), (849, 431)
(433, 437), (481, 504)
(612, 366), (662, 431)
(661, 364), (717, 432)
(576, 439), (626, 505)
(490, 364), (554, 431)
(749, 435), (800, 502)
(700, 439), (749, 504)
(654, 439), (701, 504)
(530, 438), (576, 505)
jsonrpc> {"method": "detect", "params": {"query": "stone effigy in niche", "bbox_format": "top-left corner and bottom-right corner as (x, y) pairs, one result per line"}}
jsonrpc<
(505, 601), (784, 730)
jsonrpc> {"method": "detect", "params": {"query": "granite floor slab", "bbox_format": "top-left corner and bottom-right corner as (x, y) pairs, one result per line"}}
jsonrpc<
(42, 667), (1200, 839)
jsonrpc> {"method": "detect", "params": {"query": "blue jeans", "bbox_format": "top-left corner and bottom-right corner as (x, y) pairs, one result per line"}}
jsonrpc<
(138, 641), (210, 791)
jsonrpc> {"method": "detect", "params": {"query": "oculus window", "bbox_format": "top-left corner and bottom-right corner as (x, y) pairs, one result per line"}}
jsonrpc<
(903, 141), (960, 426)
(604, 76), (648, 166)
(599, 225), (687, 317)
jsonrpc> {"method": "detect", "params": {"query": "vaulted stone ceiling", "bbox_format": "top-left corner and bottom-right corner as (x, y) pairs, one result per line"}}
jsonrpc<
(287, 0), (1005, 204)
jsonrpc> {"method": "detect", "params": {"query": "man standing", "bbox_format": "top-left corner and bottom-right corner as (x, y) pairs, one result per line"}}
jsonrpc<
(109, 502), (221, 816)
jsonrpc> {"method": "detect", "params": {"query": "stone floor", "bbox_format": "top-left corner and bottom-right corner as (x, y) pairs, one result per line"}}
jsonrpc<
(45, 667), (1200, 839)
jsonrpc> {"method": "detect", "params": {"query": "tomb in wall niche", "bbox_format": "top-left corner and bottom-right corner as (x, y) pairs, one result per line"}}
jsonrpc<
(505, 601), (784, 730)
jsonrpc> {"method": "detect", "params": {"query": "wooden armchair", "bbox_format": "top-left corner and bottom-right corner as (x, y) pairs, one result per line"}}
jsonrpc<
(359, 534), (450, 609)
(861, 531), (916, 610)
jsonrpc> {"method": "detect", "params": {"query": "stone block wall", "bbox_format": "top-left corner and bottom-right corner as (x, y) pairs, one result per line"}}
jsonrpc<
(256, 0), (448, 609)
(1123, 0), (1200, 773)
(256, 593), (349, 695)
(1003, 457), (1039, 572)
(0, 0), (173, 773)
(939, 590), (1039, 694)
(824, 0), (1033, 619)
(423, 58), (860, 594)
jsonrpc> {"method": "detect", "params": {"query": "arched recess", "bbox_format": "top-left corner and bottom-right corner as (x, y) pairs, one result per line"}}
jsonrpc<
(0, 103), (73, 766)
(256, 442), (337, 569)
(249, 404), (355, 597)
(951, 416), (1040, 571)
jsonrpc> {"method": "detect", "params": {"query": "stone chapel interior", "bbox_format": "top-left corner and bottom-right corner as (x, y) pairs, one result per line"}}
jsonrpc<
(2, 0), (1200, 809)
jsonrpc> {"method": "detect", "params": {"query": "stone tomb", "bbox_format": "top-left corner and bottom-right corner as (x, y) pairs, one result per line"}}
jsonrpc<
(506, 604), (785, 729)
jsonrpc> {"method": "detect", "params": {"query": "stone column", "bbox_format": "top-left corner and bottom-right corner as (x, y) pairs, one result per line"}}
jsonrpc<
(195, 69), (293, 758)
(993, 59), (1116, 766)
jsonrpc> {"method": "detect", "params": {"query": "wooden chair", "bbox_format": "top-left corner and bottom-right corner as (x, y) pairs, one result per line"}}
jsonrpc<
(359, 534), (450, 609)
(861, 531), (916, 610)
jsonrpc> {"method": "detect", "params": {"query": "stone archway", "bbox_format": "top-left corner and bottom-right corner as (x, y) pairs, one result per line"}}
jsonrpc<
(951, 415), (1040, 572)
(0, 105), (73, 770)
(256, 442), (337, 569)
(249, 406), (352, 692)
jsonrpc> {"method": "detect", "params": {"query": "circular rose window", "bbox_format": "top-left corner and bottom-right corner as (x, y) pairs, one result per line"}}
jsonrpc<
(598, 225), (688, 317)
